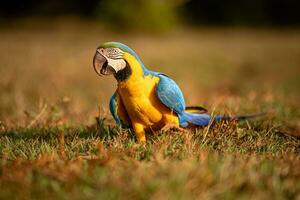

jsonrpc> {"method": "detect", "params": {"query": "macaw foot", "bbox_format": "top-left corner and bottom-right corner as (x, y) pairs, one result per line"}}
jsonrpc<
(136, 135), (146, 143)
(132, 123), (147, 143)
(161, 123), (186, 133)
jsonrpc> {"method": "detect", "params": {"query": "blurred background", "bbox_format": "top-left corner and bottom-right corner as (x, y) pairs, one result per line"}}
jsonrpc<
(0, 0), (300, 126)
(1, 0), (300, 28)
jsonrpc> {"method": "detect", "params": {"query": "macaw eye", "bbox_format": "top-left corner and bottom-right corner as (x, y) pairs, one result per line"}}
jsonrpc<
(108, 48), (117, 55)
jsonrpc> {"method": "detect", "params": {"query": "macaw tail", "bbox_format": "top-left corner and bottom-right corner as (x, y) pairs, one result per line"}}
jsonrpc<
(180, 112), (265, 127)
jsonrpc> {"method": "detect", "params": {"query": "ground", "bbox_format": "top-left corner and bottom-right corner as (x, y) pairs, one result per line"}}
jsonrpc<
(0, 20), (300, 199)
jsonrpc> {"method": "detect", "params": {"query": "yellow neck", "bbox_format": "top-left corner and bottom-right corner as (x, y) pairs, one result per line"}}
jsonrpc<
(118, 52), (147, 95)
(122, 52), (144, 81)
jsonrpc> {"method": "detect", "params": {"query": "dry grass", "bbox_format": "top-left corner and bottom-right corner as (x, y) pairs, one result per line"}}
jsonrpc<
(0, 19), (300, 199)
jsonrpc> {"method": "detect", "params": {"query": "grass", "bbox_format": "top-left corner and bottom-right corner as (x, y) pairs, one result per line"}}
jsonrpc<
(0, 19), (300, 199)
(0, 123), (299, 199)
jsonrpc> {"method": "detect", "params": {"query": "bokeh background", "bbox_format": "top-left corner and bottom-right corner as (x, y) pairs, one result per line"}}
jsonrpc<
(0, 0), (300, 126)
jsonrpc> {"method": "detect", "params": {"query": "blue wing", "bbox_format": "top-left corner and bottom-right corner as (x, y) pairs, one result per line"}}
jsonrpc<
(155, 74), (186, 115)
(155, 74), (189, 126)
(109, 92), (131, 128)
(109, 92), (122, 125)
(151, 71), (263, 128)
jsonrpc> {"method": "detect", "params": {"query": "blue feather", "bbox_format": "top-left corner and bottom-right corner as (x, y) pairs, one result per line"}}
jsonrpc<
(181, 112), (265, 127)
(109, 92), (122, 125)
(109, 92), (131, 128)
(155, 74), (186, 114)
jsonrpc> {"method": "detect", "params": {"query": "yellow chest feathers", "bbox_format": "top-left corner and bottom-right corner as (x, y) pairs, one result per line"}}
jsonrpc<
(117, 54), (169, 126)
(118, 74), (164, 124)
(116, 52), (178, 127)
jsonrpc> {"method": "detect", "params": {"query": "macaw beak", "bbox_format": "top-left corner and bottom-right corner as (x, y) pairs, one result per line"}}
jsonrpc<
(93, 49), (115, 76)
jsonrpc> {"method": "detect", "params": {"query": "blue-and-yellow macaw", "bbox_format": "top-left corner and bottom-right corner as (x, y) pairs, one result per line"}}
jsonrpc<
(93, 42), (262, 143)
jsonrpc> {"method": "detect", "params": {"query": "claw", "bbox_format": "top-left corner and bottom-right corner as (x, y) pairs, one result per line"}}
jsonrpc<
(161, 123), (186, 133)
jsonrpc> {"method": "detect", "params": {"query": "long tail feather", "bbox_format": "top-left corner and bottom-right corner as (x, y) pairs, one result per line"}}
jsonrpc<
(181, 112), (265, 127)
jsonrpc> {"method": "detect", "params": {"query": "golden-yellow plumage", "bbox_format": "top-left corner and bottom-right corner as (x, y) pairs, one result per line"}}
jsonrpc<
(116, 53), (179, 142)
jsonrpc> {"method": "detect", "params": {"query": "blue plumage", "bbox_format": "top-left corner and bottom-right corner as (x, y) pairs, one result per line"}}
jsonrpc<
(109, 92), (131, 128)
(154, 73), (220, 127)
(155, 74), (186, 114)
(109, 92), (122, 125)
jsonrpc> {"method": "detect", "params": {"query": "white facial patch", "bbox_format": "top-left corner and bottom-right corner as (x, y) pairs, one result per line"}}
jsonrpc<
(97, 48), (126, 73)
(106, 57), (127, 73)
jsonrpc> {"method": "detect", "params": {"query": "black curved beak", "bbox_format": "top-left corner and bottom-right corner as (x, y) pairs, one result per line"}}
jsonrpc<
(93, 49), (114, 76)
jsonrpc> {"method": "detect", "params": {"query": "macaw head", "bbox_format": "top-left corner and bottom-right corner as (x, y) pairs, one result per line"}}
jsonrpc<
(93, 42), (146, 81)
